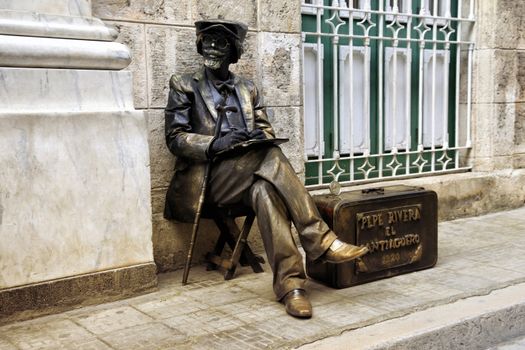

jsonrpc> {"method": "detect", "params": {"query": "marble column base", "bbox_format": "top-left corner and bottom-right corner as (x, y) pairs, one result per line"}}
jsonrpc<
(0, 263), (157, 324)
(0, 108), (153, 290)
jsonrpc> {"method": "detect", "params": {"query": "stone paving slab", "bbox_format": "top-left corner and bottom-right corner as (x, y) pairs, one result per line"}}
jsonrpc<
(494, 335), (525, 350)
(1, 206), (525, 349)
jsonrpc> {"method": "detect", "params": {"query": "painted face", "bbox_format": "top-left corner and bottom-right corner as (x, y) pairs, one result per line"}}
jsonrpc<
(201, 32), (233, 70)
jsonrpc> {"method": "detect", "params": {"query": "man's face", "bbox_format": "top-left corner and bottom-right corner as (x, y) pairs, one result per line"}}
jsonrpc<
(201, 31), (233, 70)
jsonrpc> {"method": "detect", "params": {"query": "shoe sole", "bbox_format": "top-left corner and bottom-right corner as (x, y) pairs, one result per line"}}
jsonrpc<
(323, 247), (369, 264)
(287, 310), (312, 318)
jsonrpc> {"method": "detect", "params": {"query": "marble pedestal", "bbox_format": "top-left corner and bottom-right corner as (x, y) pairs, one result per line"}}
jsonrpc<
(0, 1), (155, 321)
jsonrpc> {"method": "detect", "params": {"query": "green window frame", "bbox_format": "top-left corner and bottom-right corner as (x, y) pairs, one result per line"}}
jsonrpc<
(301, 0), (474, 191)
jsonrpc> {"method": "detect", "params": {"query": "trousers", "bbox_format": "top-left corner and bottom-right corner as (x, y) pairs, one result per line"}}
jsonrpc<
(207, 146), (337, 299)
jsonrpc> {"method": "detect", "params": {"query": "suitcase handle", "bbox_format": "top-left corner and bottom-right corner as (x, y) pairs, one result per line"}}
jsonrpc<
(362, 187), (385, 195)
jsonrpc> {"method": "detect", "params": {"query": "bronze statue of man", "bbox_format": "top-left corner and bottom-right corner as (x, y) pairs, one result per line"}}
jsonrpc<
(164, 19), (368, 318)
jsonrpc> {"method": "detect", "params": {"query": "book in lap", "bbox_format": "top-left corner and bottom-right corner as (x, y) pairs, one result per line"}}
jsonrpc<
(214, 138), (289, 159)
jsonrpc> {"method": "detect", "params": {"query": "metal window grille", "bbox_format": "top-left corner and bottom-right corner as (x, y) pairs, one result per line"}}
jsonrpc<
(301, 0), (475, 194)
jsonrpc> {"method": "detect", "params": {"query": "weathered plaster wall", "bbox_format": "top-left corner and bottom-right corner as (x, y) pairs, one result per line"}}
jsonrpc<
(91, 0), (303, 271)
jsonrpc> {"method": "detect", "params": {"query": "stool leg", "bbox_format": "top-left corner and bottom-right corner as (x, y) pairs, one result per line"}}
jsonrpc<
(222, 215), (264, 273)
(225, 214), (256, 280)
(224, 220), (252, 266)
(209, 217), (250, 267)
(206, 218), (229, 271)
(243, 245), (265, 273)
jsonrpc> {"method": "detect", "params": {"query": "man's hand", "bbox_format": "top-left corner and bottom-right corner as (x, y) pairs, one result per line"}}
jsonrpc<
(249, 129), (267, 140)
(210, 129), (250, 154)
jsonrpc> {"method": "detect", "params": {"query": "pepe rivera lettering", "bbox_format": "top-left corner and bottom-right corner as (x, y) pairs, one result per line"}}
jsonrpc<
(357, 205), (422, 255)
(359, 206), (421, 229)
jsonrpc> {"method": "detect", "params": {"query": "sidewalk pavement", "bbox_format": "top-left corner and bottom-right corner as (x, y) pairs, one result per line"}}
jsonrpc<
(493, 336), (525, 350)
(1, 206), (525, 349)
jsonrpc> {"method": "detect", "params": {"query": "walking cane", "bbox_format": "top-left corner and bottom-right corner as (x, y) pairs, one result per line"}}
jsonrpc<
(182, 102), (239, 285)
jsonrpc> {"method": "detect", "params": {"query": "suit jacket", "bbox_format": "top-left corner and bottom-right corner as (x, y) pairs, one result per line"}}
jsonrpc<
(164, 68), (275, 222)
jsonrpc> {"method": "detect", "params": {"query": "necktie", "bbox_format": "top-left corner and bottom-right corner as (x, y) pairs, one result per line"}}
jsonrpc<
(212, 79), (235, 95)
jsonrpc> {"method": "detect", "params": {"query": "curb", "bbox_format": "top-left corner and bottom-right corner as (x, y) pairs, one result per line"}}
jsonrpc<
(298, 282), (525, 350)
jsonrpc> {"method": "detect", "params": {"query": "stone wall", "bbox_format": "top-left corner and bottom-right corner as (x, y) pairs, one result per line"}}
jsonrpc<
(91, 0), (303, 271)
(91, 0), (525, 273)
(472, 1), (525, 171)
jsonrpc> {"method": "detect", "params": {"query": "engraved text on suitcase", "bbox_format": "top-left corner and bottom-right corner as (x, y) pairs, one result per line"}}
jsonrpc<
(355, 204), (423, 273)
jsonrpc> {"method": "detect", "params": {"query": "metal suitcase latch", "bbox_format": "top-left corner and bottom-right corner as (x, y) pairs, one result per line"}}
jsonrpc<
(362, 187), (385, 195)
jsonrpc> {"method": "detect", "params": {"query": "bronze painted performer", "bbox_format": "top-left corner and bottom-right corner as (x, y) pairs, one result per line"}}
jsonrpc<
(164, 19), (368, 318)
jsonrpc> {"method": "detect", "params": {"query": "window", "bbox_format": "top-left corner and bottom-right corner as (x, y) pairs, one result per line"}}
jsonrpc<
(339, 0), (367, 19)
(339, 45), (369, 154)
(301, 0), (475, 189)
(384, 47), (411, 150)
(303, 43), (324, 156)
(422, 49), (450, 147)
(425, 0), (451, 16)
(385, 0), (412, 22)
(301, 0), (324, 15)
(424, 0), (451, 25)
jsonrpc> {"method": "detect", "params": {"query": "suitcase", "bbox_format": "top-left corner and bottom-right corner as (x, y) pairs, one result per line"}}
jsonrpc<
(307, 185), (438, 288)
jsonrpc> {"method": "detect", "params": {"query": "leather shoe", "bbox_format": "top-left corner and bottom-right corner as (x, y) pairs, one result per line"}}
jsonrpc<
(321, 239), (369, 264)
(282, 289), (312, 318)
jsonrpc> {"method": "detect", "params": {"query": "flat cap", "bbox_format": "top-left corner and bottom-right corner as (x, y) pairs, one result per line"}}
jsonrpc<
(195, 19), (248, 42)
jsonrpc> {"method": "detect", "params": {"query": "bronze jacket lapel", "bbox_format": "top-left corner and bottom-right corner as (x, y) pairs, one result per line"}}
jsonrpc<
(233, 74), (254, 132)
(193, 68), (219, 123)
